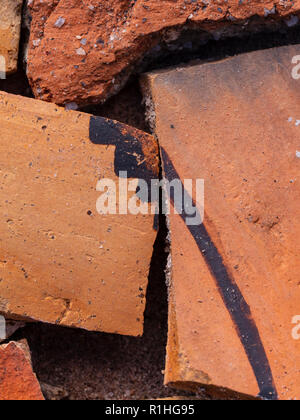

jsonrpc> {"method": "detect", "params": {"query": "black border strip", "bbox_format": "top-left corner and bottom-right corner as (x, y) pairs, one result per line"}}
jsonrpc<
(161, 147), (278, 400)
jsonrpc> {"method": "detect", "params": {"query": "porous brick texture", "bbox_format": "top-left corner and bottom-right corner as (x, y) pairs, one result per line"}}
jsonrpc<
(0, 91), (159, 337)
(0, 340), (44, 400)
(27, 0), (300, 106)
(141, 44), (300, 400)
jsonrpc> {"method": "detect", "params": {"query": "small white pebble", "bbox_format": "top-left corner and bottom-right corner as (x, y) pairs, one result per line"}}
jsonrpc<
(296, 151), (300, 158)
(32, 39), (41, 47)
(76, 47), (86, 56)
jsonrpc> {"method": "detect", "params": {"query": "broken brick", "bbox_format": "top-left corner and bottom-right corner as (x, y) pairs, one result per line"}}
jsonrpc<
(141, 44), (300, 400)
(0, 91), (159, 337)
(0, 340), (44, 400)
(0, 0), (23, 75)
(27, 0), (300, 106)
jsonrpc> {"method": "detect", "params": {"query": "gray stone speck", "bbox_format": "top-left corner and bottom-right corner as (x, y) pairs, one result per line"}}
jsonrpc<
(285, 15), (299, 27)
(65, 102), (78, 111)
(54, 17), (66, 28)
(264, 7), (276, 17)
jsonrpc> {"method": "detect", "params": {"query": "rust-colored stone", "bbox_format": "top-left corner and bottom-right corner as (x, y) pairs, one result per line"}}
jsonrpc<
(0, 340), (44, 400)
(0, 91), (159, 336)
(27, 0), (300, 107)
(0, 0), (23, 75)
(141, 44), (300, 400)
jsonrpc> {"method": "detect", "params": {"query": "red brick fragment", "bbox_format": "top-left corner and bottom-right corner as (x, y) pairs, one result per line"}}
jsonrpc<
(0, 340), (44, 400)
(27, 0), (300, 106)
(0, 91), (159, 336)
(142, 44), (300, 400)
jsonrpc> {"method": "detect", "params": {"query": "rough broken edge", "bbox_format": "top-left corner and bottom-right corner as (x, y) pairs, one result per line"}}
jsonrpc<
(26, 0), (300, 106)
(0, 339), (45, 400)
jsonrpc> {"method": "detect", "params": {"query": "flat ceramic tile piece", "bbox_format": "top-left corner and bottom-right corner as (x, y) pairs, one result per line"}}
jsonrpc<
(27, 0), (300, 106)
(141, 44), (300, 400)
(0, 0), (23, 74)
(0, 91), (159, 336)
(0, 340), (44, 400)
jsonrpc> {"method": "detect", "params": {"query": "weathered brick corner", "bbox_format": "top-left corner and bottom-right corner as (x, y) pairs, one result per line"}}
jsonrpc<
(27, 0), (300, 107)
(0, 340), (44, 400)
